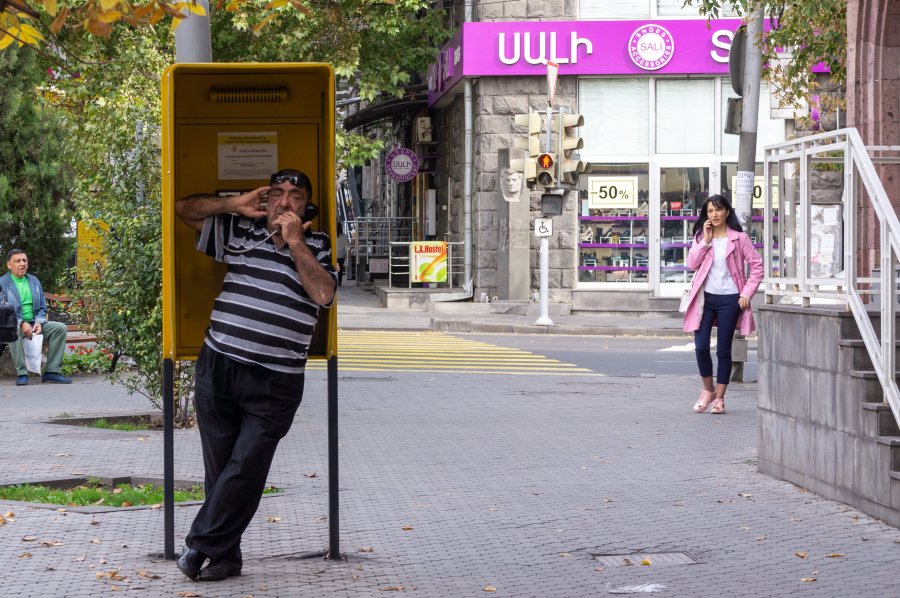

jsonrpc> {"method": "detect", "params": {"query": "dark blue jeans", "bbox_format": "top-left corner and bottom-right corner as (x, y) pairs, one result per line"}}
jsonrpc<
(694, 292), (742, 385)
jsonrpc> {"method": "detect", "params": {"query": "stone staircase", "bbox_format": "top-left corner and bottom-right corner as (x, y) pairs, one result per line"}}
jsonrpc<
(758, 304), (900, 528)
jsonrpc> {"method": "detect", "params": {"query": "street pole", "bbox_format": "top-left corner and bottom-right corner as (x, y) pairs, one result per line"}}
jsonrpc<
(732, 7), (764, 382)
(734, 8), (765, 232)
(174, 0), (212, 63)
(535, 235), (553, 326)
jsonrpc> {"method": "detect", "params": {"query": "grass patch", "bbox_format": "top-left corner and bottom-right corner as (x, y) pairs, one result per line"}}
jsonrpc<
(0, 478), (204, 507)
(90, 418), (143, 432)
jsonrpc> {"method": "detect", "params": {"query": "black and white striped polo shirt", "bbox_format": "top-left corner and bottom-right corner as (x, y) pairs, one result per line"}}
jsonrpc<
(198, 213), (335, 374)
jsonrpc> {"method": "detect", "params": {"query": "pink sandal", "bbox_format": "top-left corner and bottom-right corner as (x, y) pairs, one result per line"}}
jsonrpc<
(710, 398), (726, 414)
(693, 390), (715, 413)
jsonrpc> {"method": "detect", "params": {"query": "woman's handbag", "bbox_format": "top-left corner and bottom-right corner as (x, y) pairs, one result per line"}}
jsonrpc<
(679, 287), (705, 314)
(1, 288), (19, 343)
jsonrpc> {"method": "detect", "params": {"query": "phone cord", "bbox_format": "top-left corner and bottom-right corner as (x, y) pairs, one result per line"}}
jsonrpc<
(224, 229), (279, 254)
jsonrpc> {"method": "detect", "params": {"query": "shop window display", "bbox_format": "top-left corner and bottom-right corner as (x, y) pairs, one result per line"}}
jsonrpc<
(578, 164), (650, 283)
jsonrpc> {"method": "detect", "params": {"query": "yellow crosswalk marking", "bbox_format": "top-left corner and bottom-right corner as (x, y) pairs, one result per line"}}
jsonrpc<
(306, 331), (599, 375)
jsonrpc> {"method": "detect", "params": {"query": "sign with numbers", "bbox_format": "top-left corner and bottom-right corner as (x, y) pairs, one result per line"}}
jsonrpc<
(588, 176), (639, 208)
(730, 176), (780, 209)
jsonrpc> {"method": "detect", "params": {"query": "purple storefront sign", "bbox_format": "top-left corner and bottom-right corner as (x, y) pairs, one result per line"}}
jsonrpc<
(428, 19), (826, 106)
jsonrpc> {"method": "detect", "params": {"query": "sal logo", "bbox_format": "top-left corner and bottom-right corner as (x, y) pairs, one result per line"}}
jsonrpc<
(628, 24), (675, 71)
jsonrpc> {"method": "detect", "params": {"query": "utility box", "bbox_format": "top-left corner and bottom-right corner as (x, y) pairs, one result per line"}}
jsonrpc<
(161, 63), (336, 361)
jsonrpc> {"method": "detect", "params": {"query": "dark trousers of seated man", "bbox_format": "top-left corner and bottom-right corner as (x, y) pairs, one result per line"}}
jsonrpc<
(185, 345), (304, 564)
(8, 320), (68, 376)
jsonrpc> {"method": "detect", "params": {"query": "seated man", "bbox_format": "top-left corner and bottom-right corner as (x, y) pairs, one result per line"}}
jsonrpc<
(0, 249), (71, 385)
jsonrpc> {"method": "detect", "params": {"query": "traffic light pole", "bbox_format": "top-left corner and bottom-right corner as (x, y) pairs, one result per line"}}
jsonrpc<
(535, 235), (553, 326)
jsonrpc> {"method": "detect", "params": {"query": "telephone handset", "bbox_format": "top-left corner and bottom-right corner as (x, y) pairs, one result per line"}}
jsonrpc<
(301, 203), (319, 224)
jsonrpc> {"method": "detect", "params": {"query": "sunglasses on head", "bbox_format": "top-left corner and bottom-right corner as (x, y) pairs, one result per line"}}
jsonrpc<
(270, 174), (305, 187)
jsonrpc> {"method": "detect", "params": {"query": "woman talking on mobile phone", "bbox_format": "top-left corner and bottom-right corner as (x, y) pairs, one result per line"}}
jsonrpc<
(682, 194), (763, 415)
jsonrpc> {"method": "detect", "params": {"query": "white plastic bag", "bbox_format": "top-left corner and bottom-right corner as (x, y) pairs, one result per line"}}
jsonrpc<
(23, 333), (43, 374)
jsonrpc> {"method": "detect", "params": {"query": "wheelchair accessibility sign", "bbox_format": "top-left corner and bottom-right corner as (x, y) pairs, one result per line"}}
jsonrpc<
(534, 218), (552, 237)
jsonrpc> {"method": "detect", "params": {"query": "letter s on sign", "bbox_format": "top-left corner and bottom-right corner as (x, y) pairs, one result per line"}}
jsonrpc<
(710, 29), (733, 64)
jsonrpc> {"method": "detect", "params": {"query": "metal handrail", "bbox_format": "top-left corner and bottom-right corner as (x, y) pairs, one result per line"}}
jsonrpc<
(388, 241), (465, 288)
(763, 127), (900, 427)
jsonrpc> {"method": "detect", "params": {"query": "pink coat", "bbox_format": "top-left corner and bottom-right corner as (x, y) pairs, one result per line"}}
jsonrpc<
(682, 228), (764, 335)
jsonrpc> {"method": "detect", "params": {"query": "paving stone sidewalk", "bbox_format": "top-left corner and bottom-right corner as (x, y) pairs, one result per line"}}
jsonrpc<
(1, 367), (899, 597)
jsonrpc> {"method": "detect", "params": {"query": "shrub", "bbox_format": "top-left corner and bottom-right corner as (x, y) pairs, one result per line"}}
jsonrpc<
(62, 345), (114, 376)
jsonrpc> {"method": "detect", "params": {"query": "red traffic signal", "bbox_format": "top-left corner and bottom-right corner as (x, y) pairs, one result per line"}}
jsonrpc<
(537, 153), (554, 169)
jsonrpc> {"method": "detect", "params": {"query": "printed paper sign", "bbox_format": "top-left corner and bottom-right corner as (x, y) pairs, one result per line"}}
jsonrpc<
(217, 132), (278, 181)
(730, 175), (780, 209)
(588, 176), (638, 208)
(410, 241), (447, 283)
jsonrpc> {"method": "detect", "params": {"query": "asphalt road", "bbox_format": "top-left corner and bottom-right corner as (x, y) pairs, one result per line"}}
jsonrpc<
(455, 334), (759, 381)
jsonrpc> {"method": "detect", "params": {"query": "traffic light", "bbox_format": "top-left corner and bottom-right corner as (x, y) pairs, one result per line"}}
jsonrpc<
(536, 152), (556, 188)
(558, 112), (589, 186)
(514, 111), (542, 158)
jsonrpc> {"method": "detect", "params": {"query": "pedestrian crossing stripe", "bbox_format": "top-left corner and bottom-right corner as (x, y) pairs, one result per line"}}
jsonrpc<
(658, 341), (715, 352)
(305, 331), (599, 375)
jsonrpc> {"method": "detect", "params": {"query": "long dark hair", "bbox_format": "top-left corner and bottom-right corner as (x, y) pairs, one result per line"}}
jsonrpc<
(692, 194), (743, 240)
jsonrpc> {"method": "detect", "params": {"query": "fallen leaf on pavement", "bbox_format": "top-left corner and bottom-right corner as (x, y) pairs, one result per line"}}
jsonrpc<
(826, 553), (845, 558)
(266, 516), (282, 523)
(380, 586), (404, 592)
(801, 578), (817, 583)
(96, 570), (127, 581)
(0, 515), (5, 525)
(795, 551), (809, 559)
(358, 546), (374, 553)
(739, 526), (751, 531)
(304, 472), (318, 478)
(717, 499), (735, 504)
(56, 454), (71, 457)
(138, 569), (161, 579)
(22, 536), (37, 542)
(641, 558), (652, 565)
(738, 492), (753, 498)
(621, 557), (634, 566)
(559, 552), (572, 558)
(42, 540), (63, 547)
(401, 525), (413, 531)
(137, 436), (146, 441)
(756, 536), (767, 541)
(73, 554), (86, 562)
(110, 586), (124, 592)
(5, 511), (15, 518)
(20, 552), (32, 558)
(91, 538), (102, 544)
(178, 592), (202, 597)
(90, 520), (100, 526)
(483, 586), (497, 593)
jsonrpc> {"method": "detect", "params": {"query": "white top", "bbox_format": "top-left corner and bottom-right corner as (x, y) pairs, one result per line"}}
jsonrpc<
(704, 237), (739, 295)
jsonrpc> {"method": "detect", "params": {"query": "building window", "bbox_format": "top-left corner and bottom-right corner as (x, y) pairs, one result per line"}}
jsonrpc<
(656, 78), (715, 154)
(578, 164), (651, 284)
(579, 78), (650, 156)
(580, 0), (649, 20)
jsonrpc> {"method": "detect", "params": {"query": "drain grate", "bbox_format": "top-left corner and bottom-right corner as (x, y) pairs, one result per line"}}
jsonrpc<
(593, 552), (699, 567)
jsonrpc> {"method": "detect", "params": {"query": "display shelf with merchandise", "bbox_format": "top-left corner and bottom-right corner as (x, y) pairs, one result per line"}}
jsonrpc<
(579, 213), (650, 283)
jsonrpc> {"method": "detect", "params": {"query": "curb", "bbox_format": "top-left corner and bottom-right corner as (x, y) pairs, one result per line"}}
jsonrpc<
(430, 318), (687, 337)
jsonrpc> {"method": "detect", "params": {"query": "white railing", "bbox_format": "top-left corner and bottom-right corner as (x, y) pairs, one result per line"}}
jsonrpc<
(763, 128), (900, 427)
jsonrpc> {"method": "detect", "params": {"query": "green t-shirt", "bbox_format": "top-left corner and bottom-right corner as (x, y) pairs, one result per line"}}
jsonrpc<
(12, 275), (34, 322)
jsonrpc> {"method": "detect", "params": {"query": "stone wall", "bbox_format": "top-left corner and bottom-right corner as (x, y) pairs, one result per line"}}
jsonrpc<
(758, 305), (900, 527)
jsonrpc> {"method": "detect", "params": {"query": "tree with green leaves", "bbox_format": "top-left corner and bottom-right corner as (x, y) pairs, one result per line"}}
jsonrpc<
(686, 0), (846, 106)
(0, 43), (72, 288)
(34, 2), (447, 413)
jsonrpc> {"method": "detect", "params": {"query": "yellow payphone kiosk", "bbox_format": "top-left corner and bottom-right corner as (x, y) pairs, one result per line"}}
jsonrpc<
(161, 63), (336, 360)
(159, 63), (338, 560)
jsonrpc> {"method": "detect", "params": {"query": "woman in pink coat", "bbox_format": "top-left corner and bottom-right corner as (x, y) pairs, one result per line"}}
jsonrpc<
(682, 194), (764, 414)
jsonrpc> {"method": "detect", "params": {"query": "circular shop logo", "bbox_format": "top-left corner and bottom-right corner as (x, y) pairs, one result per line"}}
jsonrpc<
(628, 24), (675, 71)
(385, 147), (420, 182)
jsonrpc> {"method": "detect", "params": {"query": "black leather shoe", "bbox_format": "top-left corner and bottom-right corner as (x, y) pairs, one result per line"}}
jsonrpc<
(176, 546), (208, 580)
(198, 559), (242, 581)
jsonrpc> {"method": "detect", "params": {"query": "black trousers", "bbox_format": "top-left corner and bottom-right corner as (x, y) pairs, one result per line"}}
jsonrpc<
(185, 345), (304, 563)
